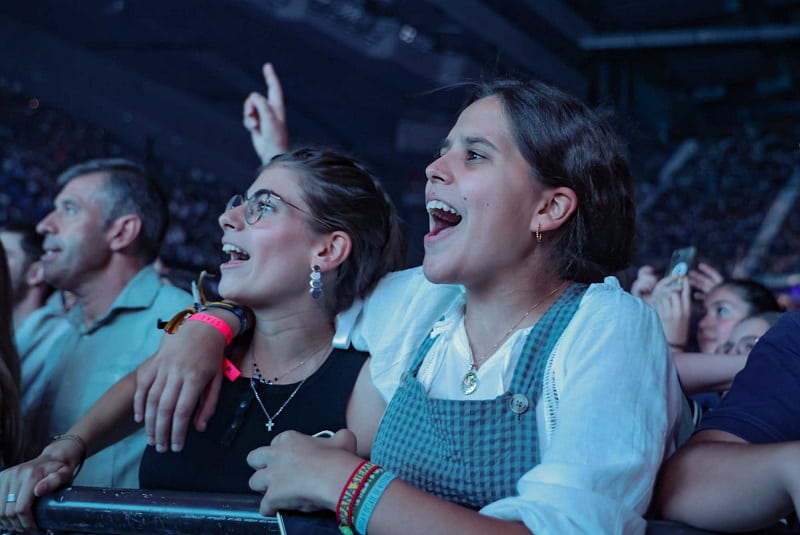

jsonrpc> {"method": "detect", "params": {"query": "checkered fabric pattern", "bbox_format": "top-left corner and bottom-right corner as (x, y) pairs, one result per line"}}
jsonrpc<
(372, 283), (588, 509)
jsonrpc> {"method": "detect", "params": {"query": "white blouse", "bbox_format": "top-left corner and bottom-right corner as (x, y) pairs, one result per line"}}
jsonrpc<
(334, 266), (683, 535)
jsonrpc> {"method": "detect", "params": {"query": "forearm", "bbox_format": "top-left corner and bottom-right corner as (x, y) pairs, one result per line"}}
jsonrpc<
(366, 480), (531, 535)
(656, 433), (800, 531)
(67, 371), (140, 456)
(673, 352), (747, 395)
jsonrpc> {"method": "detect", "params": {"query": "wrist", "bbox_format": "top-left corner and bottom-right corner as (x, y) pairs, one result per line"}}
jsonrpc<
(46, 434), (87, 473)
(185, 313), (234, 345)
(200, 302), (252, 337)
(325, 457), (365, 512)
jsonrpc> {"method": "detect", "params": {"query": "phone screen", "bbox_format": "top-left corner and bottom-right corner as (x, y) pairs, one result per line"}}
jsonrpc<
(668, 246), (696, 282)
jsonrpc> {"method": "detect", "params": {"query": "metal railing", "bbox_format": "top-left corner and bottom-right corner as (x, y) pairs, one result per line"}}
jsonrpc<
(33, 487), (279, 535)
(23, 486), (798, 535)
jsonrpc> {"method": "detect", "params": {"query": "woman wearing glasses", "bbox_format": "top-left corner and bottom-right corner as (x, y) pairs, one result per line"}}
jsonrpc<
(132, 70), (682, 533)
(0, 148), (404, 532)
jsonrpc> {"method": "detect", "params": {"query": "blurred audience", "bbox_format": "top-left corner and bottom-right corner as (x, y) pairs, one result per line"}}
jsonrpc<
(0, 224), (50, 328)
(655, 311), (800, 532)
(1, 223), (74, 419)
(0, 241), (23, 470)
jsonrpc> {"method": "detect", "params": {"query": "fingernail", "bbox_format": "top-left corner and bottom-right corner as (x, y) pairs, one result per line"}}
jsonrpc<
(171, 443), (181, 452)
(156, 444), (167, 453)
(134, 413), (141, 423)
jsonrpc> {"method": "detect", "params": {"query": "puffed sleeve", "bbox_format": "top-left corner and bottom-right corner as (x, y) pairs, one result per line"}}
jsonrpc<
(481, 279), (683, 534)
(336, 267), (463, 402)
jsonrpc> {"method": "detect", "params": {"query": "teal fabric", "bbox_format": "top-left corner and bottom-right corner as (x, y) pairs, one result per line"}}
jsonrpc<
(371, 283), (587, 509)
(16, 292), (74, 414)
(32, 265), (190, 488)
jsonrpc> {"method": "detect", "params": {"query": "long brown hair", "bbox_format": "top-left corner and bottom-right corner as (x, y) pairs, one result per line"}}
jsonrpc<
(0, 241), (23, 467)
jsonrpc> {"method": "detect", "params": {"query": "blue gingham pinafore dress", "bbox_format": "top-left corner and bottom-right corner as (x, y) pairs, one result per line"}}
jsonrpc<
(371, 283), (587, 509)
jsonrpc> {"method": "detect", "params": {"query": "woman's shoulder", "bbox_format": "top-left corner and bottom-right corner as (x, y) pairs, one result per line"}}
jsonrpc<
(563, 276), (665, 348)
(580, 276), (656, 320)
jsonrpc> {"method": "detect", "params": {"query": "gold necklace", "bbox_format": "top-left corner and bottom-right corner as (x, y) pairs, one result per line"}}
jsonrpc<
(461, 282), (567, 395)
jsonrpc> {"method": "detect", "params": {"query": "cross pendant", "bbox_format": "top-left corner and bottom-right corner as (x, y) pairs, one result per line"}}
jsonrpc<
(266, 421), (274, 432)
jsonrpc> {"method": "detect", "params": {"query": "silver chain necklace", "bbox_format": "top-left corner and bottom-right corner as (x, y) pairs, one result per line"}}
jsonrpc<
(250, 377), (306, 432)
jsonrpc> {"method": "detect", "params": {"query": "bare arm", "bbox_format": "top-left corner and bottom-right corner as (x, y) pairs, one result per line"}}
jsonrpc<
(344, 359), (386, 458)
(656, 429), (800, 532)
(133, 308), (239, 452)
(243, 62), (289, 164)
(0, 371), (139, 532)
(673, 352), (748, 395)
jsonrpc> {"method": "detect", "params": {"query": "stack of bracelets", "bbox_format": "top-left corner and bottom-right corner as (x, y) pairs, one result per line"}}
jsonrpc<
(161, 301), (250, 341)
(337, 461), (396, 535)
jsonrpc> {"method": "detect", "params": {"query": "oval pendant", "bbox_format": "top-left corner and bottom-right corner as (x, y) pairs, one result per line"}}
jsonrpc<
(461, 369), (478, 395)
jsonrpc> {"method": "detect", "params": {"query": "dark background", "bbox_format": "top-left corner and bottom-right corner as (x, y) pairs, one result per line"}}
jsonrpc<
(1, 0), (799, 295)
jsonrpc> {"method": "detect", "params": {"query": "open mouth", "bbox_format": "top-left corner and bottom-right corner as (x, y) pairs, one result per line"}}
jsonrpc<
(426, 200), (462, 236)
(41, 246), (61, 260)
(222, 243), (250, 261)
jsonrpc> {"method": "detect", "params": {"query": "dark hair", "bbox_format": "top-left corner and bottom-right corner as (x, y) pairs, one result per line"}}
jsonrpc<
(0, 224), (43, 268)
(464, 79), (635, 283)
(267, 148), (406, 316)
(57, 158), (168, 263)
(0, 241), (23, 467)
(714, 279), (782, 315)
(749, 310), (783, 328)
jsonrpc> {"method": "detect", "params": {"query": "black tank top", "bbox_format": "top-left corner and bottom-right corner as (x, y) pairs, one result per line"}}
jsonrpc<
(139, 347), (367, 493)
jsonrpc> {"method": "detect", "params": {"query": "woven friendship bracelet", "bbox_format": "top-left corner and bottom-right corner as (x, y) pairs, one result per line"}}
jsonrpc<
(347, 463), (381, 526)
(337, 460), (371, 528)
(351, 467), (383, 519)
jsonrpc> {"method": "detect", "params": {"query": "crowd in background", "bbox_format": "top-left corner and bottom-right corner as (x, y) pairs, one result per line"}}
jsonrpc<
(2, 86), (800, 302)
(0, 89), (233, 289)
(2, 63), (800, 533)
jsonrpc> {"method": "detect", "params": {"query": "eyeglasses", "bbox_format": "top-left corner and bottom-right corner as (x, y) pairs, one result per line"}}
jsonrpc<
(225, 189), (313, 225)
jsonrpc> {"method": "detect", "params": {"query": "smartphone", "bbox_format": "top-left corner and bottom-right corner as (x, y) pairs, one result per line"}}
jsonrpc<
(668, 246), (696, 283)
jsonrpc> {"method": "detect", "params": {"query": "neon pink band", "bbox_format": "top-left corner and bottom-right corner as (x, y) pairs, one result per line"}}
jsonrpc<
(222, 357), (241, 381)
(186, 313), (234, 345)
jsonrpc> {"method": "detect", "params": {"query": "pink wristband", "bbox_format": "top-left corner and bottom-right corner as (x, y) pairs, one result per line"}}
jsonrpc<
(223, 357), (241, 381)
(185, 313), (234, 346)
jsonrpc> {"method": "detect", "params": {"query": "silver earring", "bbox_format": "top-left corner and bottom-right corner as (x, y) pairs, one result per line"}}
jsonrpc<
(309, 265), (322, 299)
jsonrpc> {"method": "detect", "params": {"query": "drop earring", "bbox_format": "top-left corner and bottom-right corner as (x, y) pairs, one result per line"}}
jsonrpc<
(309, 265), (323, 299)
(535, 223), (542, 243)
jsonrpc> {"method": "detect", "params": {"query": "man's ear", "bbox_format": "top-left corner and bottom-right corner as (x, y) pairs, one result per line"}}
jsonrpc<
(25, 260), (45, 287)
(106, 214), (142, 252)
(311, 230), (352, 273)
(531, 186), (578, 234)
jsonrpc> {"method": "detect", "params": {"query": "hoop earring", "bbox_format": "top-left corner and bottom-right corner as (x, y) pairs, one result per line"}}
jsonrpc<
(309, 265), (323, 299)
(535, 224), (542, 243)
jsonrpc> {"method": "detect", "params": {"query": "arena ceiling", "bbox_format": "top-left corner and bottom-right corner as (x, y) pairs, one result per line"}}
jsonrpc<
(1, 0), (799, 193)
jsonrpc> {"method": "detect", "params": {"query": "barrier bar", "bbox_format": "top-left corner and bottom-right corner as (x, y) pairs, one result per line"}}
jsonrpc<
(33, 486), (280, 535)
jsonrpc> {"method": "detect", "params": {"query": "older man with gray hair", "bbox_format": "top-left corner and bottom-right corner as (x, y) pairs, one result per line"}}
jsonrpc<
(28, 158), (190, 488)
